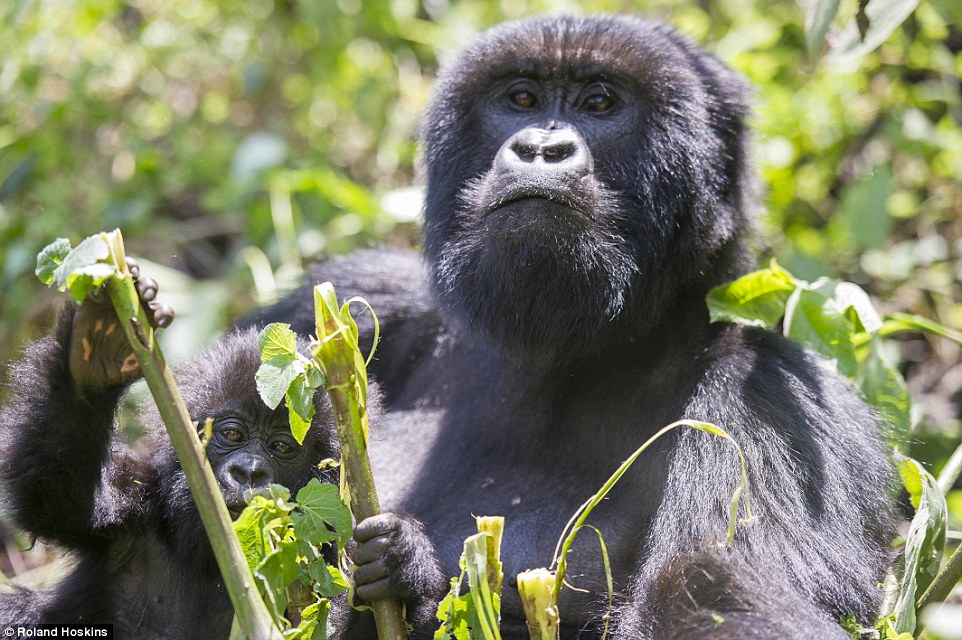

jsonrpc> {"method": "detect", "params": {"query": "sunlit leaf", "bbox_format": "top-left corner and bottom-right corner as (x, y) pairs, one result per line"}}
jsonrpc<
(294, 479), (352, 548)
(892, 454), (946, 634)
(878, 313), (962, 346)
(783, 286), (858, 378)
(53, 233), (112, 289)
(829, 0), (919, 62)
(258, 323), (298, 362)
(802, 0), (841, 53)
(255, 357), (303, 410)
(706, 266), (796, 328)
(35, 237), (72, 285)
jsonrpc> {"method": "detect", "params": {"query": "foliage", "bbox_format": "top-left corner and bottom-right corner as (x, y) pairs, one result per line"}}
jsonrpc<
(3, 0), (962, 635)
(435, 517), (505, 640)
(35, 230), (282, 640)
(708, 260), (962, 445)
(232, 481), (353, 639)
(256, 283), (404, 639)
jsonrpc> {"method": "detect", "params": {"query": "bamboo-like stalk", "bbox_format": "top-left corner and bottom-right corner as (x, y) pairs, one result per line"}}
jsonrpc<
(102, 233), (280, 640)
(314, 284), (407, 640)
(517, 569), (560, 640)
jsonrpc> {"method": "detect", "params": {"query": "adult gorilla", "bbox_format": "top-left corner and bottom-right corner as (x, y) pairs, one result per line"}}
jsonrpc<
(252, 15), (896, 639)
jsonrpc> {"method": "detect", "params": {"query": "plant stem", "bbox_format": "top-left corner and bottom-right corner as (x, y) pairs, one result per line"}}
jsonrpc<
(104, 255), (280, 640)
(936, 440), (962, 496)
(914, 541), (962, 636)
(314, 284), (407, 640)
(327, 387), (408, 639)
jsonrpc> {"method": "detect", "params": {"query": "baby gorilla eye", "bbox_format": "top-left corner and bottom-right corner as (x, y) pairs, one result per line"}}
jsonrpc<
(509, 90), (537, 109)
(582, 93), (614, 113)
(270, 439), (297, 457)
(221, 428), (244, 444)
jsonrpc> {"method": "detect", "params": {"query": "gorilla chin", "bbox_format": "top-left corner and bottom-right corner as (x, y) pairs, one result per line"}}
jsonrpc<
(436, 195), (639, 359)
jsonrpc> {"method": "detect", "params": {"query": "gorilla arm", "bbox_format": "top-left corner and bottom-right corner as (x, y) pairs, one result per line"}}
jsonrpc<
(615, 329), (894, 640)
(0, 276), (173, 547)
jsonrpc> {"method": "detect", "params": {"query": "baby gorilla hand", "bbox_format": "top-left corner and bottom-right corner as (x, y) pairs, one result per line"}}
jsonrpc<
(351, 512), (446, 614)
(68, 257), (174, 390)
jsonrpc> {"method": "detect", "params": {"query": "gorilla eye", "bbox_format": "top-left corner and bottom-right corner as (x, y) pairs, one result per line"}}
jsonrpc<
(509, 90), (537, 109)
(270, 439), (297, 458)
(583, 93), (614, 113)
(220, 428), (244, 444)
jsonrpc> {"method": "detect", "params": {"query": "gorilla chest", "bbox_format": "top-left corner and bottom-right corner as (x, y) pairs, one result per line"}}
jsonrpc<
(373, 401), (664, 631)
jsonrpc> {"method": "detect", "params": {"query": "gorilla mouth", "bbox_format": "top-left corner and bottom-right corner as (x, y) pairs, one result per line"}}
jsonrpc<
(485, 188), (588, 217)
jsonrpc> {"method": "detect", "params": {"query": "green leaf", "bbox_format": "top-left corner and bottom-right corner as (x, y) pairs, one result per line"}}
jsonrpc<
(35, 237), (72, 285)
(829, 0), (919, 62)
(304, 558), (350, 598)
(294, 479), (352, 548)
(255, 537), (300, 619)
(892, 454), (947, 634)
(258, 323), (298, 362)
(783, 286), (858, 378)
(36, 233), (120, 303)
(878, 313), (962, 346)
(434, 579), (472, 640)
(234, 498), (273, 573)
(256, 357), (303, 410)
(53, 233), (112, 289)
(803, 0), (840, 53)
(288, 403), (314, 446)
(830, 281), (883, 334)
(706, 266), (796, 328)
(286, 372), (322, 444)
(857, 337), (911, 447)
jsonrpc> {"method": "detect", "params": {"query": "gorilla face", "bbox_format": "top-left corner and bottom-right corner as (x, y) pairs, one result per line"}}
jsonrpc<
(151, 332), (337, 525)
(421, 16), (753, 357)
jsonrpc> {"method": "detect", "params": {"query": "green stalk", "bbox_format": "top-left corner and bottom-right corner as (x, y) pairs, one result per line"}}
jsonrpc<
(551, 420), (752, 589)
(313, 284), (407, 640)
(517, 569), (560, 640)
(102, 235), (280, 640)
(936, 439), (962, 496)
(914, 541), (962, 636)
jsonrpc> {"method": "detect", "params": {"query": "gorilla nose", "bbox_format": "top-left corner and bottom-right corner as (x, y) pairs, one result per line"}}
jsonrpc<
(501, 127), (591, 174)
(228, 458), (271, 489)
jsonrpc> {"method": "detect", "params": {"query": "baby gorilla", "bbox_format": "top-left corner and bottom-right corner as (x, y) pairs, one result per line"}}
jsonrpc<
(0, 267), (440, 638)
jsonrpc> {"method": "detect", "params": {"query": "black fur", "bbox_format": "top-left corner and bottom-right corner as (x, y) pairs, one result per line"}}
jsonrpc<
(250, 15), (897, 639)
(0, 306), (441, 638)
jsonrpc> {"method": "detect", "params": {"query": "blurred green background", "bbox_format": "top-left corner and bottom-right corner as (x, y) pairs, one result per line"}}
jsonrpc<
(0, 0), (960, 621)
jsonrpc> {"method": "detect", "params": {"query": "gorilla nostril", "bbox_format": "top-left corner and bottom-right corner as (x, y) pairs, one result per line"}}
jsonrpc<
(511, 141), (538, 163)
(542, 141), (576, 163)
(229, 462), (270, 488)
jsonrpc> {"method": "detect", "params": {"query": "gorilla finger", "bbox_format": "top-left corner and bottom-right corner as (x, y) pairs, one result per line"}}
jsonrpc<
(148, 302), (175, 328)
(137, 276), (158, 302)
(351, 535), (392, 565)
(354, 513), (402, 542)
(124, 257), (141, 279)
(356, 578), (395, 603)
(353, 557), (391, 586)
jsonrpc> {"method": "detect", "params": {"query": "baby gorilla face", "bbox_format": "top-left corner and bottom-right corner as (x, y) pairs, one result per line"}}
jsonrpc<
(159, 330), (338, 518)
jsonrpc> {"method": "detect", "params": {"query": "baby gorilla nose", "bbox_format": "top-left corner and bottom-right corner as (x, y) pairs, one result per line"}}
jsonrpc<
(228, 456), (271, 489)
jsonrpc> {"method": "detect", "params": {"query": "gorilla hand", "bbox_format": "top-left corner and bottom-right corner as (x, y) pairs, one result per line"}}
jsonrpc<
(351, 511), (446, 632)
(68, 257), (175, 390)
